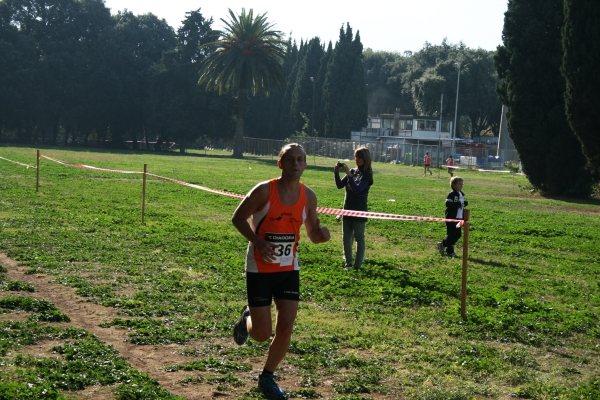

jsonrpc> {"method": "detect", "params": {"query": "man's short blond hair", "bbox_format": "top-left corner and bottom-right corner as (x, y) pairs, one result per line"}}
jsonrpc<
(278, 143), (306, 161)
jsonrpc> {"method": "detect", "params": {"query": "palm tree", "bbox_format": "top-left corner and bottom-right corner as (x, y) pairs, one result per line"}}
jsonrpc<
(198, 8), (287, 158)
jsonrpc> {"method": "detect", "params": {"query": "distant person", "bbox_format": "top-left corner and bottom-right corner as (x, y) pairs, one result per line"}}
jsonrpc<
(334, 147), (374, 269)
(437, 176), (468, 258)
(231, 143), (330, 399)
(423, 152), (432, 176)
(446, 155), (455, 177)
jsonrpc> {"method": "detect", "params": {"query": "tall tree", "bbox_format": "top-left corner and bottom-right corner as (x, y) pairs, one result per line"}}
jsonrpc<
(562, 0), (600, 179)
(495, 0), (594, 197)
(312, 42), (332, 137)
(288, 38), (324, 135)
(363, 49), (410, 115)
(0, 6), (38, 141)
(460, 50), (502, 138)
(278, 39), (302, 138)
(405, 40), (500, 139)
(198, 8), (287, 158)
(148, 9), (234, 152)
(245, 37), (297, 139)
(109, 11), (176, 148)
(0, 0), (88, 144)
(323, 24), (368, 138)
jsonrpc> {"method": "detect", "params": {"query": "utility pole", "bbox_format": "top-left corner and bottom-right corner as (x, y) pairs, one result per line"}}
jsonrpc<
(310, 77), (316, 136)
(452, 63), (461, 157)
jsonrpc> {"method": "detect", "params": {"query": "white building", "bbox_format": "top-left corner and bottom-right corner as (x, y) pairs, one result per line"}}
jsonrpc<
(351, 110), (454, 145)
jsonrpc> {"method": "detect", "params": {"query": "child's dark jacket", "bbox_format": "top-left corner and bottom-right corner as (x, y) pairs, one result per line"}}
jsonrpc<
(445, 190), (468, 219)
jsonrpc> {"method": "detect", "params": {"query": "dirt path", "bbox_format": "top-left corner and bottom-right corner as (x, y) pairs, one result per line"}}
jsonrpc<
(1, 253), (238, 399)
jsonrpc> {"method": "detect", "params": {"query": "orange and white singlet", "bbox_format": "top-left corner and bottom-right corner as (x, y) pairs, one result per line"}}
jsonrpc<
(246, 179), (307, 273)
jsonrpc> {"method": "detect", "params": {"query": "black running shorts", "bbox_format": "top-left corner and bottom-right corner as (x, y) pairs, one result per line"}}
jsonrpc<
(246, 270), (300, 307)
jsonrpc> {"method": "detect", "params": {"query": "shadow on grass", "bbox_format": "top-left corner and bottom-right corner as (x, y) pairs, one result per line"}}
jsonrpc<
(469, 257), (520, 269)
(13, 145), (341, 172)
(6, 144), (237, 159)
(540, 193), (600, 207)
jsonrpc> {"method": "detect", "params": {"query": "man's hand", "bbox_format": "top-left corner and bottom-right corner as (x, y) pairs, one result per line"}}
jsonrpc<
(253, 237), (278, 263)
(310, 218), (331, 243)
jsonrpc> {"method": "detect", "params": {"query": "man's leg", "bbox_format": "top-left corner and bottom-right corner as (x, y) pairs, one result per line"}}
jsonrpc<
(264, 299), (298, 372)
(247, 305), (273, 343)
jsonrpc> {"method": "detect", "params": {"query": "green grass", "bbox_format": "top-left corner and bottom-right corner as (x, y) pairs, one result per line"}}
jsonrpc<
(0, 145), (599, 399)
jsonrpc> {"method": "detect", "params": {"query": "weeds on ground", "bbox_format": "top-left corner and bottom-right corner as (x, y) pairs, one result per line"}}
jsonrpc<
(1, 147), (599, 399)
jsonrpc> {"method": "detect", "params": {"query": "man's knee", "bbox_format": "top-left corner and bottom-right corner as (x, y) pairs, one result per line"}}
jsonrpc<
(274, 324), (294, 339)
(250, 326), (272, 342)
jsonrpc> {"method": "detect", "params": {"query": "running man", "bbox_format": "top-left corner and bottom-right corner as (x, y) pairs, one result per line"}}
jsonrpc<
(446, 154), (455, 177)
(424, 152), (432, 176)
(231, 143), (330, 399)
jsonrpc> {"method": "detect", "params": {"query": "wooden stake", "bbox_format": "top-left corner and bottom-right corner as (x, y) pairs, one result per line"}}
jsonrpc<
(461, 209), (470, 320)
(36, 150), (40, 192)
(141, 164), (147, 224)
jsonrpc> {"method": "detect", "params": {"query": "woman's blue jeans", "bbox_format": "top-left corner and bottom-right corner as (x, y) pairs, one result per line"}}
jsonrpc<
(342, 218), (366, 269)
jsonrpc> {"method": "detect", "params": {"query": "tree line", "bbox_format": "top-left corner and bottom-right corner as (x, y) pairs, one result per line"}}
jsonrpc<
(495, 0), (599, 197)
(3, 0), (594, 197)
(362, 41), (502, 140)
(0, 0), (501, 151)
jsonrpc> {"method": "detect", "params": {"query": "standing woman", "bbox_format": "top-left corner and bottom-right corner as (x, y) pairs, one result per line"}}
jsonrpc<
(334, 147), (374, 269)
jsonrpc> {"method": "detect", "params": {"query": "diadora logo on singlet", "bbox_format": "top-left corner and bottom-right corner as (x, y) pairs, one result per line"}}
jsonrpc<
(270, 212), (292, 221)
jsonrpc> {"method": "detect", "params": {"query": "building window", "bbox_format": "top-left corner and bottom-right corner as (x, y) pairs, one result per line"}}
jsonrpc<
(416, 120), (437, 131)
(441, 121), (451, 133)
(399, 119), (412, 130)
(370, 118), (381, 129)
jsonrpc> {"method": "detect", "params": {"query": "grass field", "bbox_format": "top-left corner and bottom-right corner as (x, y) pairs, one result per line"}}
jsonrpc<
(1, 145), (599, 399)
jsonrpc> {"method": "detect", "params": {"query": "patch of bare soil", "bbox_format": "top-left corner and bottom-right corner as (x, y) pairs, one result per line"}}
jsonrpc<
(1, 253), (242, 399)
(0, 253), (354, 400)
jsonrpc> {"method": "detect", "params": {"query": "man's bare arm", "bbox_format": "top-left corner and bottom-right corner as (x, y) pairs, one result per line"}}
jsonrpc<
(231, 182), (278, 262)
(304, 187), (331, 244)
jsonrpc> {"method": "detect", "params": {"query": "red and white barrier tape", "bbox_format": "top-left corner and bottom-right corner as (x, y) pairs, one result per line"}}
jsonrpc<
(41, 155), (142, 174)
(316, 207), (464, 226)
(0, 156), (37, 169)
(145, 173), (245, 199)
(39, 153), (464, 225)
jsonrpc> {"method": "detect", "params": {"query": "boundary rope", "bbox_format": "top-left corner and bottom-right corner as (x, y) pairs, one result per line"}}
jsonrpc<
(0, 156), (37, 169)
(37, 153), (464, 226)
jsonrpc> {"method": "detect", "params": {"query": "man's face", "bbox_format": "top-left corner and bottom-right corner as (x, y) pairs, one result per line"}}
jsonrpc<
(278, 147), (307, 178)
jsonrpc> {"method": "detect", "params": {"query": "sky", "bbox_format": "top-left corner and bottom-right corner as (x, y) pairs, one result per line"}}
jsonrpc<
(102, 0), (509, 53)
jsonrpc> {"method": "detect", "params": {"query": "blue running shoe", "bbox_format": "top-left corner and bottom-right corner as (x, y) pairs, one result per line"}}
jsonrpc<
(233, 306), (249, 345)
(258, 373), (285, 399)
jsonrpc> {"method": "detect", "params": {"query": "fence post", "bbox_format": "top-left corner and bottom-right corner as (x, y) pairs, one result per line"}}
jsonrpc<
(461, 209), (470, 320)
(141, 164), (147, 224)
(36, 149), (40, 192)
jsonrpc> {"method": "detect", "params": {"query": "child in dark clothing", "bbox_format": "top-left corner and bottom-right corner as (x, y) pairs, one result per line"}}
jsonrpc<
(437, 177), (468, 258)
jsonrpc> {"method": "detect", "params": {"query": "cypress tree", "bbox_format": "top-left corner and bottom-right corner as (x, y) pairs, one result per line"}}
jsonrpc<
(562, 0), (600, 178)
(245, 38), (296, 139)
(495, 0), (594, 196)
(289, 38), (324, 135)
(323, 24), (368, 138)
(332, 33), (367, 136)
(278, 40), (301, 138)
(312, 41), (332, 137)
